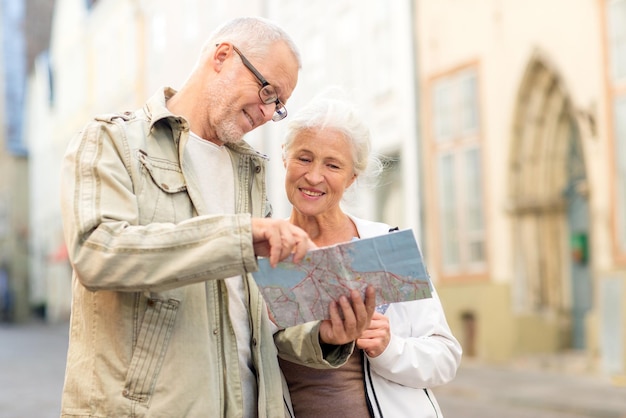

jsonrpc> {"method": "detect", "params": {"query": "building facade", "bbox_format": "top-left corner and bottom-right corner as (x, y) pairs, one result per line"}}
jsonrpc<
(1, 0), (55, 322)
(416, 0), (625, 383)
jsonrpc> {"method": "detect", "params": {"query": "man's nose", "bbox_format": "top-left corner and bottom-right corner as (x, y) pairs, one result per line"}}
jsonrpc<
(260, 102), (275, 123)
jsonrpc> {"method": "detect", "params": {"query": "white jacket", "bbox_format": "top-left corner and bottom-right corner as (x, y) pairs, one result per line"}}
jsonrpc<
(352, 216), (463, 418)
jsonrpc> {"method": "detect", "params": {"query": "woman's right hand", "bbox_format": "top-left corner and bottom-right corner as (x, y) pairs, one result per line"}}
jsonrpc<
(319, 286), (376, 345)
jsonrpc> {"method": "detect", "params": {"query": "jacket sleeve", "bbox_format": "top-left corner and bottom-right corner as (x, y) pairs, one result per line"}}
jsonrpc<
(273, 321), (355, 369)
(60, 119), (258, 293)
(366, 290), (462, 388)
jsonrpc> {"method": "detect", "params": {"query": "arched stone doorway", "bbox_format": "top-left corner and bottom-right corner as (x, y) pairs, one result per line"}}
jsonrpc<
(508, 54), (592, 351)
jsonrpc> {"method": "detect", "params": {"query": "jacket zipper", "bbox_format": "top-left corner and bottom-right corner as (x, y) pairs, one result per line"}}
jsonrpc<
(363, 355), (383, 417)
(424, 388), (439, 418)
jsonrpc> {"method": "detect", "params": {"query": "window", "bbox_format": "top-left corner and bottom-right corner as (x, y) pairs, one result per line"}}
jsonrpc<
(431, 68), (485, 275)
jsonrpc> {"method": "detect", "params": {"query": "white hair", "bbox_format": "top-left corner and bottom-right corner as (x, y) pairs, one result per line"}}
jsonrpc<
(199, 16), (301, 68)
(282, 86), (383, 183)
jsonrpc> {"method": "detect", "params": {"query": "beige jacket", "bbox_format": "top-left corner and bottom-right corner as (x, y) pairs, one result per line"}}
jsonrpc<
(60, 88), (351, 418)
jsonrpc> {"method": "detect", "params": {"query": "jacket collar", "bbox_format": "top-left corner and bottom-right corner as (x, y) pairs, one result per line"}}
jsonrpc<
(144, 87), (183, 132)
(348, 214), (391, 239)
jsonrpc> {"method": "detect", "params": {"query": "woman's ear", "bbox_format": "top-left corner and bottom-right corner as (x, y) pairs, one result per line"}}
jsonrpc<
(347, 173), (358, 189)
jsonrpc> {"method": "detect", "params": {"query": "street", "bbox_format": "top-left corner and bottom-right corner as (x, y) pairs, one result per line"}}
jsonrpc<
(0, 320), (68, 418)
(433, 361), (626, 418)
(1, 320), (625, 418)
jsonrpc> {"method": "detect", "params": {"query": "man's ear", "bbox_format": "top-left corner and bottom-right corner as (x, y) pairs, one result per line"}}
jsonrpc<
(212, 43), (232, 72)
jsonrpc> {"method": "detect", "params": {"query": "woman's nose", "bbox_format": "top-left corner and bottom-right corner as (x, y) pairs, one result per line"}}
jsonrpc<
(304, 164), (324, 183)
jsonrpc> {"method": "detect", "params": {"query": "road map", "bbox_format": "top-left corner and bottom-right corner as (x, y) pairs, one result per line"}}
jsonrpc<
(252, 229), (432, 328)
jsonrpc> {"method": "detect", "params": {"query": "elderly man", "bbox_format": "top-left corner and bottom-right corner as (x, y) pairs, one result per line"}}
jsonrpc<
(60, 17), (374, 418)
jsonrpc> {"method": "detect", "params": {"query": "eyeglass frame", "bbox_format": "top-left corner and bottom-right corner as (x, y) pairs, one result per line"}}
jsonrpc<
(227, 44), (288, 122)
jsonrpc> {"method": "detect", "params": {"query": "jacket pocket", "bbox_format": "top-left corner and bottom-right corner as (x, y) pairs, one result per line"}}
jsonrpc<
(136, 149), (192, 223)
(123, 297), (179, 405)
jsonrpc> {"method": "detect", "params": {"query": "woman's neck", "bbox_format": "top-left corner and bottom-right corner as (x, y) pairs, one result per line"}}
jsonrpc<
(291, 210), (358, 247)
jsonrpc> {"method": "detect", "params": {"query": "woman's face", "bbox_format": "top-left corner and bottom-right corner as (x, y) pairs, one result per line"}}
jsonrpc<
(284, 128), (357, 217)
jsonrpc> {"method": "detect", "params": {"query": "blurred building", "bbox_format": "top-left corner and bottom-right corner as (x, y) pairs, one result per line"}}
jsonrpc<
(0, 0), (55, 322)
(21, 0), (626, 383)
(415, 0), (625, 384)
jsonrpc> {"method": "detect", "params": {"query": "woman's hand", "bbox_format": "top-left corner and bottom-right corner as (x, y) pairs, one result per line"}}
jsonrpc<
(319, 286), (376, 345)
(356, 311), (391, 358)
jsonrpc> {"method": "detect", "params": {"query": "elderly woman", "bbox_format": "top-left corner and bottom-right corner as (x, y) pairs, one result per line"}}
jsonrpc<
(277, 89), (463, 418)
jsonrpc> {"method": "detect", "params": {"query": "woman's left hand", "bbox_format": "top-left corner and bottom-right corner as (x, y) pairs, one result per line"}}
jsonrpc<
(356, 311), (391, 358)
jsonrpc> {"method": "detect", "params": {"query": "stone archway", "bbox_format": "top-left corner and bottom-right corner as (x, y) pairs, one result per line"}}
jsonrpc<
(508, 54), (590, 350)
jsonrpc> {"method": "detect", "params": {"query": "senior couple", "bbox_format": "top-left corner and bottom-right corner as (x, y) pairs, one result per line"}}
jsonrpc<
(59, 16), (461, 418)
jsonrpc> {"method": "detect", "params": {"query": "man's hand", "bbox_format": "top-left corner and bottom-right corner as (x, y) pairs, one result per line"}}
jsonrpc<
(356, 311), (391, 358)
(251, 218), (316, 267)
(319, 286), (376, 346)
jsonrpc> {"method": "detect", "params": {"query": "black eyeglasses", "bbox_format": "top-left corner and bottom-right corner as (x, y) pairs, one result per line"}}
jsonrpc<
(231, 45), (288, 122)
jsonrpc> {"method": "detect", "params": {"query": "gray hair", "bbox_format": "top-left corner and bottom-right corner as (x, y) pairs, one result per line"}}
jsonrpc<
(282, 87), (383, 181)
(200, 16), (301, 68)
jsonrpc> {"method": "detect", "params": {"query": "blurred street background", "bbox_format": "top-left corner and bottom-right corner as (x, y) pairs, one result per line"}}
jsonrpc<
(1, 320), (625, 418)
(2, 0), (626, 416)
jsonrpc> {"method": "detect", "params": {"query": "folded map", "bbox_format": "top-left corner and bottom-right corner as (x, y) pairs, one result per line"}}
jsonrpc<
(252, 229), (432, 328)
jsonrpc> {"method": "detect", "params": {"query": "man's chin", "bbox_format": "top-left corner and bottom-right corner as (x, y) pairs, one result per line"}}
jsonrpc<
(217, 125), (246, 144)
(224, 132), (245, 144)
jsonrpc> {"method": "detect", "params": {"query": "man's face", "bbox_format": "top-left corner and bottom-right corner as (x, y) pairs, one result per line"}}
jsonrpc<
(209, 42), (299, 145)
